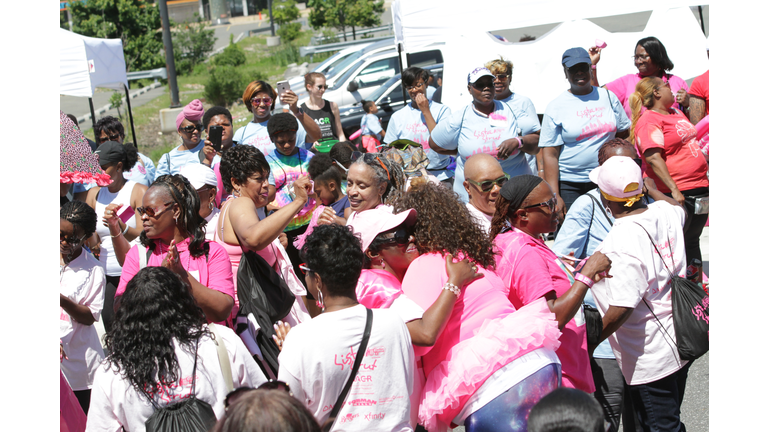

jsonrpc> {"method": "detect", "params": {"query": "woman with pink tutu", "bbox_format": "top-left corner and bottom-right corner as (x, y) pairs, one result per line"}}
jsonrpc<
(390, 180), (564, 432)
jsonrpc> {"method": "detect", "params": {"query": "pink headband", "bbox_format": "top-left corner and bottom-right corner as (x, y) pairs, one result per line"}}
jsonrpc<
(176, 99), (205, 130)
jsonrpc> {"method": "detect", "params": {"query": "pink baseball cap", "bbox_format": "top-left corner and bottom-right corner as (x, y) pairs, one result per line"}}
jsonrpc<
(346, 208), (417, 251)
(589, 156), (644, 206)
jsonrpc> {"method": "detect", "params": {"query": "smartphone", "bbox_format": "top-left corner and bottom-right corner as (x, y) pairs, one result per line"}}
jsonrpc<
(208, 125), (223, 152)
(118, 205), (135, 224)
(276, 80), (290, 95)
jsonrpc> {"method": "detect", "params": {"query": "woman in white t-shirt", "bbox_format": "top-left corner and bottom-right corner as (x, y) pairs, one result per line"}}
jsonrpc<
(86, 266), (267, 432)
(60, 201), (106, 416)
(277, 224), (416, 431)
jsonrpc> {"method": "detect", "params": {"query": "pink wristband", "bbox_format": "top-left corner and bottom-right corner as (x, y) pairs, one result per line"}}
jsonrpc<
(574, 272), (594, 288)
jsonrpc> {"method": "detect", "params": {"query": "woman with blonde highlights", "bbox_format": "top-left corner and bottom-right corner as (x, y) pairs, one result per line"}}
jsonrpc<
(629, 76), (708, 266)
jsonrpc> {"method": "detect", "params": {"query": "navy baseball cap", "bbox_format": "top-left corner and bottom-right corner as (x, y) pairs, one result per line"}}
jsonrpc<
(561, 47), (591, 67)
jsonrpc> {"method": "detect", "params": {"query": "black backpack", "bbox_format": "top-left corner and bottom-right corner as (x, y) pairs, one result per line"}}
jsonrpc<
(142, 337), (217, 432)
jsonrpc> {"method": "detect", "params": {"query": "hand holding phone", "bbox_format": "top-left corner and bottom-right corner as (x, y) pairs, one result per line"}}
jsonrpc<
(276, 80), (290, 96)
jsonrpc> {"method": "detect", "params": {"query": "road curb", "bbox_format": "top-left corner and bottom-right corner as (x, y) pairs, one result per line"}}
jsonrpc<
(77, 82), (164, 125)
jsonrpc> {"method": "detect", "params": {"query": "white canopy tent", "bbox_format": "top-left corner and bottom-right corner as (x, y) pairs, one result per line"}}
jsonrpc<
(59, 29), (137, 143)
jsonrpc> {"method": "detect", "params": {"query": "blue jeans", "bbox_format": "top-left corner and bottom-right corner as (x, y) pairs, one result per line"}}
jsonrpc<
(628, 362), (692, 432)
(464, 363), (561, 432)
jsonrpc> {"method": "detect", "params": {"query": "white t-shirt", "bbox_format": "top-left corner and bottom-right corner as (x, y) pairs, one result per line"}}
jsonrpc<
(593, 201), (688, 385)
(466, 202), (492, 234)
(233, 118), (309, 155)
(60, 249), (106, 391)
(94, 181), (139, 277)
(86, 325), (268, 432)
(203, 207), (221, 242)
(278, 305), (415, 431)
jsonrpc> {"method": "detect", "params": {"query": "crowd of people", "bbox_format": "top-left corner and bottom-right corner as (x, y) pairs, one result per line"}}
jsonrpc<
(59, 35), (708, 432)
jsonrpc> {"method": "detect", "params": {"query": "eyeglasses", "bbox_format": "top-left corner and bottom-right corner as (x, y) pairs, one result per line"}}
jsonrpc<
(60, 233), (87, 245)
(523, 196), (558, 213)
(632, 54), (651, 61)
(316, 85), (328, 90)
(179, 124), (203, 133)
(372, 229), (411, 250)
(99, 133), (122, 143)
(224, 380), (292, 409)
(251, 97), (273, 107)
(299, 263), (313, 275)
(493, 74), (509, 81)
(137, 201), (175, 218)
(405, 82), (425, 92)
(467, 174), (510, 193)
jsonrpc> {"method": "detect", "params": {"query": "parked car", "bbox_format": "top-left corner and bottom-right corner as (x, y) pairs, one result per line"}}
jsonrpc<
(338, 64), (444, 139)
(310, 43), (444, 109)
(285, 42), (374, 94)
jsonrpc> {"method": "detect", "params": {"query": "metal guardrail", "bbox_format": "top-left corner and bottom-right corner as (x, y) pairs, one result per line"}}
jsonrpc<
(300, 35), (393, 58)
(126, 67), (168, 82)
(310, 24), (393, 45)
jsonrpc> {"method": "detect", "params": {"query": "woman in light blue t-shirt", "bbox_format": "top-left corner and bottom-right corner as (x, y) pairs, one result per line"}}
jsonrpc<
(429, 67), (537, 203)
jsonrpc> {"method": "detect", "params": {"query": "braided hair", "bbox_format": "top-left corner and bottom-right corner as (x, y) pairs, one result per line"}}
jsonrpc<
(60, 200), (98, 238)
(140, 174), (207, 257)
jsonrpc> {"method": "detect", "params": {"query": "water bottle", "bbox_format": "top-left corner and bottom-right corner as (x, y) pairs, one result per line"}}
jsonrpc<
(686, 259), (703, 284)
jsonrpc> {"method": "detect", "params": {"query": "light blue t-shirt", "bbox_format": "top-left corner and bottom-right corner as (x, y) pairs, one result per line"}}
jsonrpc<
(155, 141), (205, 180)
(499, 92), (541, 176)
(360, 113), (382, 135)
(233, 118), (309, 156)
(539, 87), (630, 183)
(430, 100), (528, 203)
(426, 86), (436, 100)
(385, 101), (453, 180)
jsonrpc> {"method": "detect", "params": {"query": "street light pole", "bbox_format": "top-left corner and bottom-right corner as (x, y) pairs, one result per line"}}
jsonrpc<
(157, 0), (181, 108)
(268, 0), (275, 36)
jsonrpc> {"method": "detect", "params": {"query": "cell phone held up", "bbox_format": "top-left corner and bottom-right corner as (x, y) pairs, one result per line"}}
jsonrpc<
(276, 80), (290, 96)
(208, 125), (223, 152)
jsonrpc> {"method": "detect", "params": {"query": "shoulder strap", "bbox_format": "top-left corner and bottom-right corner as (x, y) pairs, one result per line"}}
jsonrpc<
(208, 324), (234, 393)
(165, 153), (171, 173)
(203, 241), (210, 263)
(501, 101), (519, 125)
(587, 193), (613, 227)
(632, 222), (674, 276)
(583, 196), (596, 256)
(329, 308), (373, 422)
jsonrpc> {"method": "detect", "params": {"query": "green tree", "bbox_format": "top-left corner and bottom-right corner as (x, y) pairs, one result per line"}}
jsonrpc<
(172, 13), (217, 75)
(273, 0), (302, 42)
(69, 0), (164, 72)
(212, 34), (247, 67)
(308, 0), (384, 41)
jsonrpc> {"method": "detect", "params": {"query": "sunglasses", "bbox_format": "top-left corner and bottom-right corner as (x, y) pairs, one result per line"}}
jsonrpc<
(179, 124), (203, 133)
(99, 133), (122, 143)
(137, 201), (175, 218)
(472, 80), (493, 90)
(224, 380), (292, 409)
(60, 233), (87, 245)
(299, 263), (313, 275)
(467, 174), (510, 193)
(493, 74), (509, 81)
(333, 159), (350, 173)
(523, 196), (558, 213)
(372, 229), (411, 250)
(315, 85), (329, 90)
(251, 97), (273, 107)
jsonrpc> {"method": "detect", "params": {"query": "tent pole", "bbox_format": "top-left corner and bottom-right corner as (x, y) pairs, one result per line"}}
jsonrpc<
(397, 43), (407, 104)
(124, 84), (138, 148)
(697, 6), (706, 36)
(89, 98), (97, 142)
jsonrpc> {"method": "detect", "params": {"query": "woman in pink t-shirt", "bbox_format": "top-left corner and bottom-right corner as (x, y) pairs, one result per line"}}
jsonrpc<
(629, 76), (709, 266)
(590, 36), (690, 119)
(490, 174), (612, 394)
(115, 174), (235, 324)
(393, 180), (563, 432)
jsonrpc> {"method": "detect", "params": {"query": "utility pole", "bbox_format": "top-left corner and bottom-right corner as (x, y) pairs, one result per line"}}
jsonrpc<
(157, 0), (181, 108)
(268, 0), (275, 36)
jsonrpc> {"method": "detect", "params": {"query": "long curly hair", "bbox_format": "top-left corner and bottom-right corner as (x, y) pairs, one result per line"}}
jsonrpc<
(139, 174), (207, 257)
(392, 179), (496, 269)
(103, 266), (209, 400)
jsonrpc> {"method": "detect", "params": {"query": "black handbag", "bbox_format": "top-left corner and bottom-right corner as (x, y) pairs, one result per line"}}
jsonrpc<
(237, 248), (295, 323)
(143, 338), (218, 432)
(582, 304), (603, 346)
(635, 224), (709, 361)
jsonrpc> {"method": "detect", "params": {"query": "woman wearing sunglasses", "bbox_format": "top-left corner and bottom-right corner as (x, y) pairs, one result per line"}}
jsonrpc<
(490, 174), (612, 396)
(87, 266), (267, 432)
(429, 66), (538, 203)
(391, 180), (563, 432)
(301, 72), (346, 152)
(60, 201), (105, 415)
(233, 80), (321, 155)
(154, 99), (207, 180)
(113, 174), (236, 325)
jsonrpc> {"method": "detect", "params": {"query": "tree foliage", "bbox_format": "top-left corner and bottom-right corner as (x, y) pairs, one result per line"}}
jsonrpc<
(69, 0), (164, 72)
(172, 14), (217, 75)
(212, 34), (247, 68)
(308, 0), (384, 41)
(203, 66), (250, 107)
(273, 0), (302, 42)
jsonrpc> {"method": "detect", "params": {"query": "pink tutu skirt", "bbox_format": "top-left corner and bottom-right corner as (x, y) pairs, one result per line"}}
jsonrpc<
(418, 297), (561, 431)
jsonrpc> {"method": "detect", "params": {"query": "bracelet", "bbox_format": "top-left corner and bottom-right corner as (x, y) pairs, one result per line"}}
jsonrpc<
(591, 64), (597, 70)
(574, 272), (594, 288)
(443, 282), (461, 297)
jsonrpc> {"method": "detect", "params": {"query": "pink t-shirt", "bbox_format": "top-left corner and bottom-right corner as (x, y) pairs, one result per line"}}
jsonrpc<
(494, 228), (595, 393)
(115, 238), (236, 322)
(606, 73), (689, 119)
(688, 70), (709, 114)
(634, 109), (709, 193)
(356, 269), (403, 310)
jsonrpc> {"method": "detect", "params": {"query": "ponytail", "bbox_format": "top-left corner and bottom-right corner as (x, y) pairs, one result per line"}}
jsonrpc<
(628, 77), (660, 145)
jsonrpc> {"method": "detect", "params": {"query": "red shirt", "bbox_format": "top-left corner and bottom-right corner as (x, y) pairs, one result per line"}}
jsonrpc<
(634, 109), (709, 193)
